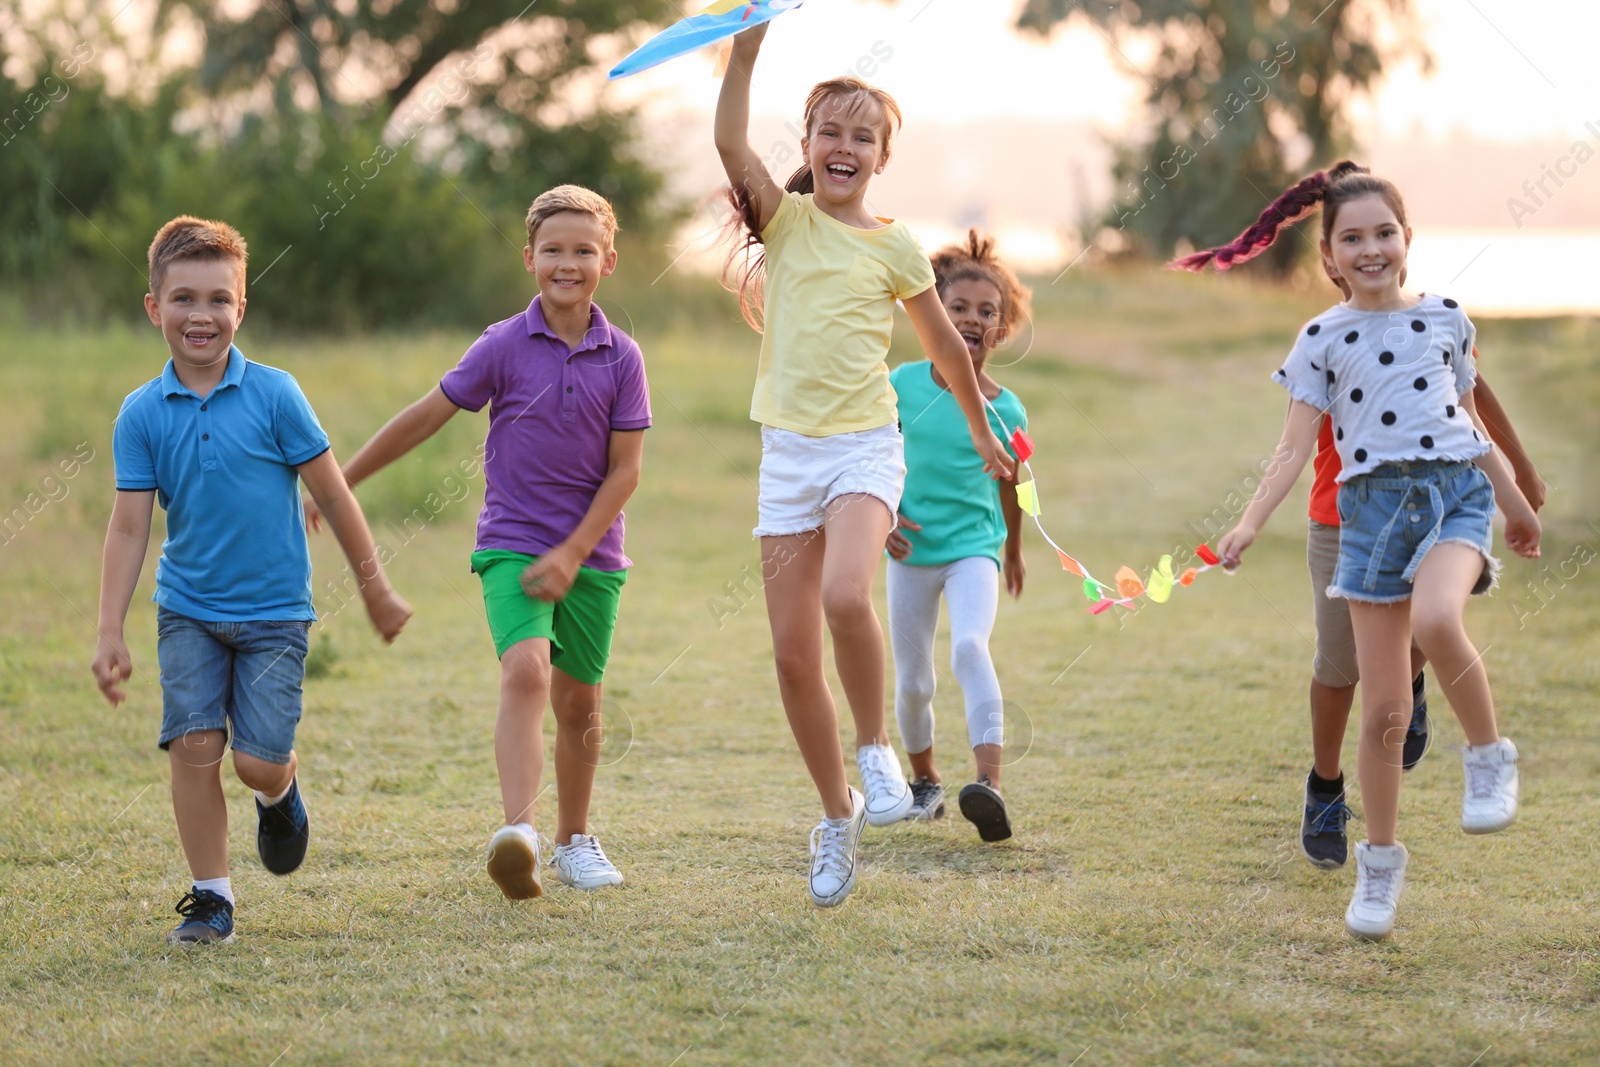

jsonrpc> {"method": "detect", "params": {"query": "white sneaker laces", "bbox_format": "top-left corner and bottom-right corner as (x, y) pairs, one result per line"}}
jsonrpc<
(561, 835), (612, 876)
(1360, 864), (1399, 907)
(1464, 758), (1501, 800)
(859, 749), (900, 798)
(810, 820), (852, 879)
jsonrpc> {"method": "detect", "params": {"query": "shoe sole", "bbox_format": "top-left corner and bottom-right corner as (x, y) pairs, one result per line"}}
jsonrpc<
(1345, 915), (1394, 941)
(1300, 839), (1346, 870)
(167, 930), (236, 945)
(958, 785), (1012, 842)
(1462, 811), (1517, 835)
(907, 804), (946, 822)
(556, 872), (625, 890)
(487, 831), (543, 900)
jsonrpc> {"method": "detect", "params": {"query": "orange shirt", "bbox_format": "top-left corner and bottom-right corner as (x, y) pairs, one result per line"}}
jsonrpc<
(1309, 346), (1481, 526)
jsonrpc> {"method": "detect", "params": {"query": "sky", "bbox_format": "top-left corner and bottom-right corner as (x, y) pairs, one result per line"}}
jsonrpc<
(609, 0), (1600, 143)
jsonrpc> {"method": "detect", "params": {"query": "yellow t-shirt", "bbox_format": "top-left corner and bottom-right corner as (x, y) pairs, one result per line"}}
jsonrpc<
(750, 191), (936, 436)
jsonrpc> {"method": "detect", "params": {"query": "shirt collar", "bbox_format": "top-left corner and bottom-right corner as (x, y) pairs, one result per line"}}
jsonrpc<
(524, 295), (611, 356)
(161, 345), (246, 399)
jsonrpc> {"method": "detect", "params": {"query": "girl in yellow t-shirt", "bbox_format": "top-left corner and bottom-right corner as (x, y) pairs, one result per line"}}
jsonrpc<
(714, 21), (1013, 909)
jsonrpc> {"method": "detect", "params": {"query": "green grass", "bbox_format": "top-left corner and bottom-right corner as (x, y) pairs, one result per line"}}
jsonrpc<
(2, 269), (1599, 1065)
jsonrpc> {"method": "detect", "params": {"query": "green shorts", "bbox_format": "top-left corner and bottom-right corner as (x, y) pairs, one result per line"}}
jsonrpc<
(470, 549), (628, 685)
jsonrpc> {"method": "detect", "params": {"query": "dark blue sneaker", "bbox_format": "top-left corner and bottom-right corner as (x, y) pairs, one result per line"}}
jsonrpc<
(1300, 771), (1353, 869)
(166, 888), (235, 944)
(1403, 670), (1431, 772)
(256, 777), (310, 875)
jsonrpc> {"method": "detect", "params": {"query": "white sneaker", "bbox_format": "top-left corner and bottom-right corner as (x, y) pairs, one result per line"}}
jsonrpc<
(856, 743), (913, 826)
(552, 833), (625, 890)
(1345, 841), (1408, 941)
(1462, 738), (1519, 834)
(486, 825), (542, 900)
(809, 787), (866, 907)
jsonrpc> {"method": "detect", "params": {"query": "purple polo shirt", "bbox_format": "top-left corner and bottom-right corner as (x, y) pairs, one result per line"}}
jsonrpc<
(439, 297), (651, 571)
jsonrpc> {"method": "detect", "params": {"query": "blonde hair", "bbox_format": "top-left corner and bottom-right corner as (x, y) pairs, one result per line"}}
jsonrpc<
(525, 185), (619, 248)
(147, 216), (248, 298)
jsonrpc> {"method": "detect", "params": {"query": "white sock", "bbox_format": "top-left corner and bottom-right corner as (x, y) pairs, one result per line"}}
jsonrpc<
(194, 876), (235, 905)
(256, 780), (294, 807)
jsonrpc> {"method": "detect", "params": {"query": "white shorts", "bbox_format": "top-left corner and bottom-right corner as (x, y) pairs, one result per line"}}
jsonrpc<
(754, 424), (905, 538)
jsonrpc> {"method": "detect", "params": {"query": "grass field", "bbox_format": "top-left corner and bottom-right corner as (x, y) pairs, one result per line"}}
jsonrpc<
(2, 270), (1598, 1065)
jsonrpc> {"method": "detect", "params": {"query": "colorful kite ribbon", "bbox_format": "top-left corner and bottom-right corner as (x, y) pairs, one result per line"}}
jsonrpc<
(609, 1), (808, 79)
(983, 399), (1222, 615)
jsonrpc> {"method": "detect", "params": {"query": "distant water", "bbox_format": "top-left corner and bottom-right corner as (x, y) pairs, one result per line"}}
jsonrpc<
(670, 218), (1600, 317)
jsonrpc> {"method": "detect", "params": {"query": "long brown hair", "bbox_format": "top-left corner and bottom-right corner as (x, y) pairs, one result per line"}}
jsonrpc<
(1169, 161), (1408, 286)
(722, 77), (903, 331)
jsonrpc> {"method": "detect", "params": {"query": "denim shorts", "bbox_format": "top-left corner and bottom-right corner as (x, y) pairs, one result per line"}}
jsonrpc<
(156, 607), (312, 764)
(1329, 460), (1497, 605)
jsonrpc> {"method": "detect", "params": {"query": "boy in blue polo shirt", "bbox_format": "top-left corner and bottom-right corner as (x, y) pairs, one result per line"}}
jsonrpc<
(92, 216), (411, 945)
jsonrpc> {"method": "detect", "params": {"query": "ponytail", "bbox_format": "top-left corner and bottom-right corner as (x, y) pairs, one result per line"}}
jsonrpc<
(1169, 160), (1370, 273)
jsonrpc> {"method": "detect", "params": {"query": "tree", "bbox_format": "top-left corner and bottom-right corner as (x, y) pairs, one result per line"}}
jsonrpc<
(156, 0), (680, 222)
(1016, 0), (1428, 273)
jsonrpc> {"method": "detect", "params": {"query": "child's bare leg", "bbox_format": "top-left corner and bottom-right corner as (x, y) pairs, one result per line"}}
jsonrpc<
(763, 531), (853, 819)
(496, 638), (552, 827)
(1349, 603), (1413, 845)
(907, 747), (939, 782)
(233, 750), (297, 797)
(820, 494), (894, 749)
(974, 744), (1002, 788)
(550, 669), (602, 842)
(1411, 544), (1498, 746)
(1309, 679), (1356, 780)
(169, 730), (229, 881)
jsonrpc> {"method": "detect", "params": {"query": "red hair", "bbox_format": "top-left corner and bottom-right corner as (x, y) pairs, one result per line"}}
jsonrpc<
(1169, 161), (1408, 281)
(723, 77), (904, 331)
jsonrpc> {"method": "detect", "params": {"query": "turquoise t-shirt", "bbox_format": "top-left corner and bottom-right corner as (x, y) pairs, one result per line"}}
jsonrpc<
(890, 361), (1027, 569)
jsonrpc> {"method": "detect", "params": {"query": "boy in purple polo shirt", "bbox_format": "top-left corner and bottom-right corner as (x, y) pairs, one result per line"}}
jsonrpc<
(307, 185), (650, 897)
(94, 216), (411, 945)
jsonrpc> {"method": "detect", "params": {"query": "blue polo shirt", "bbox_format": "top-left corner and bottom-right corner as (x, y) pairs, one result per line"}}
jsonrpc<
(112, 346), (330, 622)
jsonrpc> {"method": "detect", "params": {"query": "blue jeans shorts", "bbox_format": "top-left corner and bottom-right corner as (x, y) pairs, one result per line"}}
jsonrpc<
(1329, 460), (1497, 605)
(156, 607), (312, 764)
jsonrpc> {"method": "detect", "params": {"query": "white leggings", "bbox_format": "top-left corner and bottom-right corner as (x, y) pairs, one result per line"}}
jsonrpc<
(886, 556), (1003, 754)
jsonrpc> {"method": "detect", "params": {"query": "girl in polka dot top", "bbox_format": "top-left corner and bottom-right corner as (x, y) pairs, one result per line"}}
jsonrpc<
(1188, 161), (1542, 941)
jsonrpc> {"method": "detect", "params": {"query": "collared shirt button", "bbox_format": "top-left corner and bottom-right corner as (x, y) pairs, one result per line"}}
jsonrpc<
(202, 433), (210, 440)
(200, 404), (207, 411)
(566, 386), (573, 393)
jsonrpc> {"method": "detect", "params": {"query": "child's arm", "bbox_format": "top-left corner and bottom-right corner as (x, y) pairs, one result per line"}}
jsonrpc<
(299, 451), (413, 641)
(1461, 389), (1541, 559)
(305, 386), (461, 531)
(1000, 469), (1026, 599)
(1472, 370), (1545, 513)
(522, 429), (645, 602)
(714, 23), (784, 233)
(1217, 400), (1324, 567)
(90, 490), (155, 706)
(901, 288), (1015, 480)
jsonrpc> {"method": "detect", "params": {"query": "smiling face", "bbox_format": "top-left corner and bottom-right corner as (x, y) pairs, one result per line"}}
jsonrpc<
(1321, 194), (1411, 308)
(940, 277), (1006, 368)
(523, 210), (617, 314)
(801, 92), (889, 209)
(143, 257), (246, 372)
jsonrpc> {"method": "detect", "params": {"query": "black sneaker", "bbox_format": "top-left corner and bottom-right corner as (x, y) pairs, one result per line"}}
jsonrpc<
(166, 888), (235, 945)
(1300, 771), (1353, 869)
(1402, 670), (1432, 772)
(957, 777), (1012, 842)
(256, 777), (310, 876)
(907, 777), (945, 820)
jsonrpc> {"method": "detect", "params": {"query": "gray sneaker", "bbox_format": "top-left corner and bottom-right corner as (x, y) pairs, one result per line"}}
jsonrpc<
(907, 777), (946, 821)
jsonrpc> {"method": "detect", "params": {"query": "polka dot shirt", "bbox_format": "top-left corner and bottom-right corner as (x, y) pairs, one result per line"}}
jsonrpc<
(1273, 294), (1487, 483)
